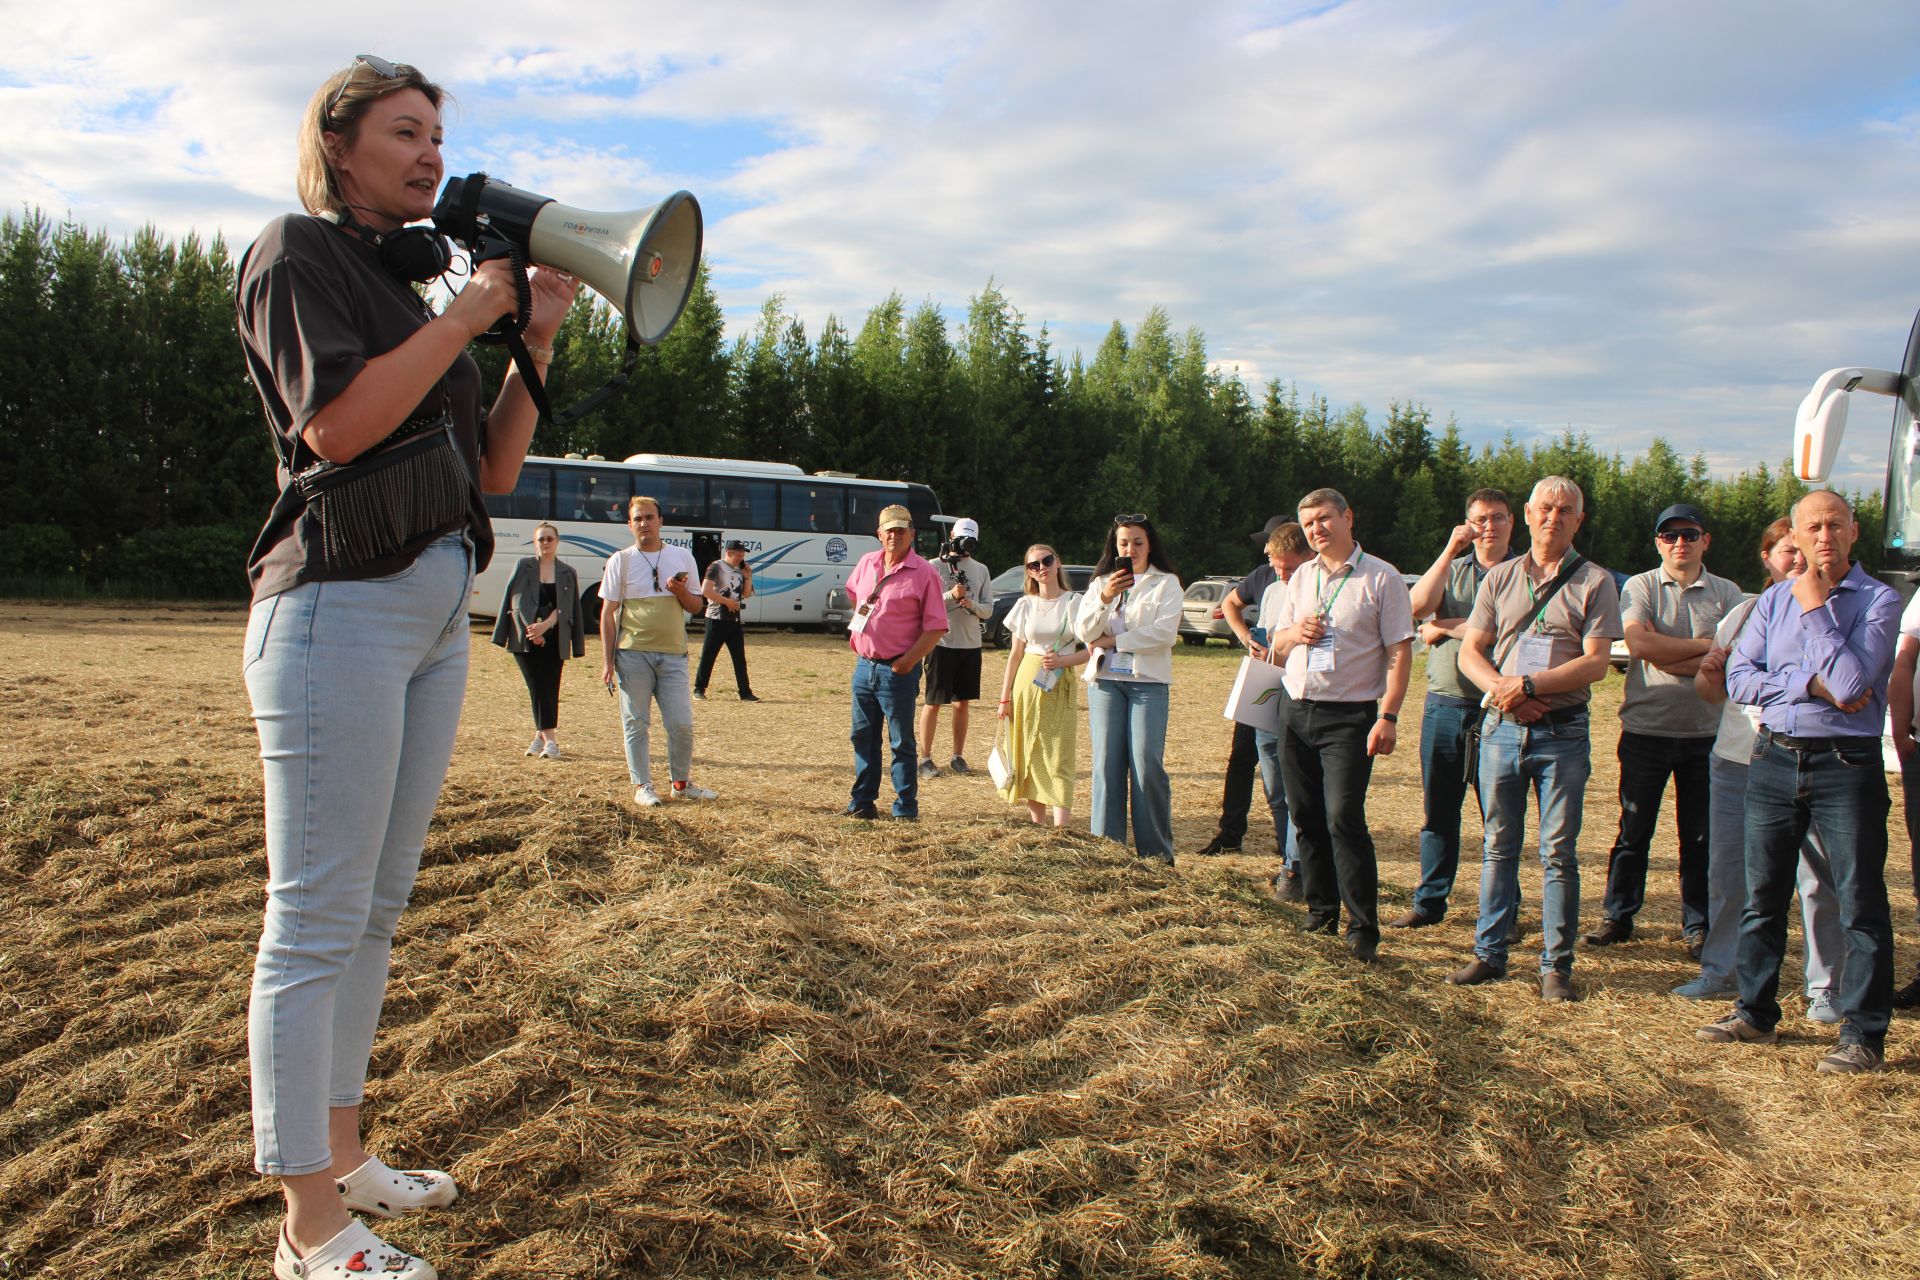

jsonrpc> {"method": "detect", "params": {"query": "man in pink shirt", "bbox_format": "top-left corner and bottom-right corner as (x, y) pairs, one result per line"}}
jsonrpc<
(843, 504), (949, 819)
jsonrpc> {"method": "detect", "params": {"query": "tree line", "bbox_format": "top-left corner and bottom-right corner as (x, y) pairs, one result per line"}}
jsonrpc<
(0, 209), (1877, 597)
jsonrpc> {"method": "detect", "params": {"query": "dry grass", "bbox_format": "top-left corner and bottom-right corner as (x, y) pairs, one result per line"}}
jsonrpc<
(3, 604), (1918, 1279)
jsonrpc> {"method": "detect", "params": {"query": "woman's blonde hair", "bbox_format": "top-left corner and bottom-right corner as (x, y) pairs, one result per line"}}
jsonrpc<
(295, 58), (446, 217)
(1023, 544), (1065, 597)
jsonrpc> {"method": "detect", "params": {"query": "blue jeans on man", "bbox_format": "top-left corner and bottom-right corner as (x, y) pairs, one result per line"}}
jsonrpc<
(1473, 710), (1591, 976)
(1252, 727), (1298, 871)
(850, 655), (922, 817)
(1086, 678), (1174, 862)
(1413, 692), (1481, 920)
(1735, 733), (1894, 1049)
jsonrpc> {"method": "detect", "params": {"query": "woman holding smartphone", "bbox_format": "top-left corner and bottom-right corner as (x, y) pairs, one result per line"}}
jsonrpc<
(1074, 515), (1184, 862)
(996, 544), (1089, 825)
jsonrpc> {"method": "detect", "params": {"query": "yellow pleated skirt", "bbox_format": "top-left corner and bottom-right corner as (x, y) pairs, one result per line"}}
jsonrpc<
(997, 652), (1078, 810)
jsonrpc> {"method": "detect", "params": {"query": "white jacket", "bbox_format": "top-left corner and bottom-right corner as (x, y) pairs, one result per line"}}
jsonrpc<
(1073, 564), (1183, 684)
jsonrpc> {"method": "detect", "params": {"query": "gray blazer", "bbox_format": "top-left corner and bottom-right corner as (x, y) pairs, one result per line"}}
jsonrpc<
(490, 557), (586, 657)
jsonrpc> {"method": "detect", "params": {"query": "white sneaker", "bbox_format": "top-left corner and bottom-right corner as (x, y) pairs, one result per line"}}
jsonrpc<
(542, 740), (562, 760)
(525, 735), (542, 757)
(335, 1156), (458, 1218)
(1805, 991), (1843, 1025)
(634, 784), (662, 807)
(275, 1220), (434, 1280)
(669, 781), (718, 801)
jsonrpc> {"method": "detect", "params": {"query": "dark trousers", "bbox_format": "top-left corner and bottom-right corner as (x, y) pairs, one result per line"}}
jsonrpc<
(1211, 720), (1260, 846)
(1413, 693), (1482, 919)
(511, 644), (564, 731)
(1277, 691), (1379, 942)
(1736, 733), (1893, 1048)
(695, 615), (753, 696)
(1600, 730), (1714, 933)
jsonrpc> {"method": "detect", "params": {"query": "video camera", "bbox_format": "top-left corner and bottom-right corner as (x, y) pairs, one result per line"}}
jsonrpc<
(939, 533), (978, 572)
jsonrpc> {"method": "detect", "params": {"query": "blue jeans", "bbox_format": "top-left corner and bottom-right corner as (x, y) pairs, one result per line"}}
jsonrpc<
(1252, 727), (1298, 871)
(1087, 678), (1173, 861)
(1736, 733), (1894, 1047)
(244, 536), (473, 1175)
(1414, 693), (1481, 920)
(850, 655), (922, 816)
(1473, 711), (1591, 976)
(615, 649), (694, 786)
(1699, 754), (1842, 991)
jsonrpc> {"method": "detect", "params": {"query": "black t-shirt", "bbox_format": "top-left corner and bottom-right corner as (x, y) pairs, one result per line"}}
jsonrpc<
(1235, 561), (1277, 610)
(236, 214), (491, 603)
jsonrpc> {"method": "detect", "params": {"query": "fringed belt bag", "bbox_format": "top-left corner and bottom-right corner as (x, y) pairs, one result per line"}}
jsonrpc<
(279, 379), (474, 571)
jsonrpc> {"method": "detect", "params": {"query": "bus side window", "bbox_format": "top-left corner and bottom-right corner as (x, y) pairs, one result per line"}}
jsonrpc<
(712, 478), (776, 530)
(554, 468), (633, 522)
(781, 482), (845, 533)
(485, 463), (552, 519)
(846, 486), (902, 538)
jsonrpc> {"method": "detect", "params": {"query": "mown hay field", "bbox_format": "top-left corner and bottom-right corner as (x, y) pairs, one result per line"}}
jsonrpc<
(3, 604), (1918, 1280)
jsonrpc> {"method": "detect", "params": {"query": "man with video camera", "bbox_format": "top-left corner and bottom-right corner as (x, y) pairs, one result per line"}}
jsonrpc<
(919, 517), (995, 778)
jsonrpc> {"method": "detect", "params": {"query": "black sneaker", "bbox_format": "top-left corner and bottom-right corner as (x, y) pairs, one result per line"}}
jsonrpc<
(842, 802), (878, 820)
(1893, 975), (1920, 1009)
(740, 693), (761, 702)
(692, 689), (707, 701)
(1195, 837), (1241, 857)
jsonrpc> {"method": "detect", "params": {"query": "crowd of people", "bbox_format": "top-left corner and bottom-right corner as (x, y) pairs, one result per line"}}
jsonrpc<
(228, 51), (1917, 1280)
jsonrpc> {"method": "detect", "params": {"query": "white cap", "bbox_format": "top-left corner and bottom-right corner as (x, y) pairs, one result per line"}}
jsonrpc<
(951, 517), (980, 541)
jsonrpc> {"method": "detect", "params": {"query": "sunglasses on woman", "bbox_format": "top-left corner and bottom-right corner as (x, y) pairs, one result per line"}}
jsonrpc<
(1025, 553), (1057, 571)
(1112, 512), (1147, 525)
(325, 53), (405, 120)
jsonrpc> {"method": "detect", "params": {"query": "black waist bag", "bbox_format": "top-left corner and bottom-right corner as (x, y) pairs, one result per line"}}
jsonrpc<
(293, 415), (470, 571)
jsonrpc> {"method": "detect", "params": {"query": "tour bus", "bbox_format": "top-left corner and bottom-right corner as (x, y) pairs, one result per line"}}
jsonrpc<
(471, 453), (944, 628)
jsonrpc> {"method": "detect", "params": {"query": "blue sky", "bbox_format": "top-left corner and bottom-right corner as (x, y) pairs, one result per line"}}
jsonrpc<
(5, 1), (1920, 492)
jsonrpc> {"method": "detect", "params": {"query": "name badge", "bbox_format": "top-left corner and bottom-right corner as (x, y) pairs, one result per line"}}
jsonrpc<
(1307, 629), (1337, 673)
(849, 604), (873, 634)
(1108, 650), (1136, 677)
(1516, 634), (1553, 675)
(1032, 665), (1063, 692)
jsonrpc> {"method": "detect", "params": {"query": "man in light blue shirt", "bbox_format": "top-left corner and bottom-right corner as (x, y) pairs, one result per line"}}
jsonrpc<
(1697, 490), (1901, 1073)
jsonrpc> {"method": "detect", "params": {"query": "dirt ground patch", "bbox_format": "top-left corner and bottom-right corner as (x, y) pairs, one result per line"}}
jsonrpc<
(3, 604), (1917, 1279)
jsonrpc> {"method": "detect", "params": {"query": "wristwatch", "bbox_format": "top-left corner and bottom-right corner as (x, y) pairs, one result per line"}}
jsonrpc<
(1379, 711), (1398, 724)
(1521, 675), (1537, 699)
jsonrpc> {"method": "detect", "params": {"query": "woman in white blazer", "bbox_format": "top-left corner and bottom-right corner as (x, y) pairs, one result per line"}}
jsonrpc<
(1074, 514), (1184, 863)
(490, 523), (586, 757)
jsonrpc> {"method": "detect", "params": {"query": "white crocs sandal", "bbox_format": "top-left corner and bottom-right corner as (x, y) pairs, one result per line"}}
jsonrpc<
(274, 1220), (435, 1280)
(335, 1156), (458, 1219)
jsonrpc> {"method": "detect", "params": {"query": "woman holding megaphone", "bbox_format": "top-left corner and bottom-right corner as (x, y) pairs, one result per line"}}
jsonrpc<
(234, 54), (577, 1280)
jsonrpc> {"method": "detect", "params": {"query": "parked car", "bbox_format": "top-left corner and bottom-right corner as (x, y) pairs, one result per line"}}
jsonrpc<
(1179, 576), (1243, 646)
(983, 562), (1096, 647)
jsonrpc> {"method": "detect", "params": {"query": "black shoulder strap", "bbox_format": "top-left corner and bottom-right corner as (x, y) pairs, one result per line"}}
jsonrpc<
(1491, 553), (1584, 670)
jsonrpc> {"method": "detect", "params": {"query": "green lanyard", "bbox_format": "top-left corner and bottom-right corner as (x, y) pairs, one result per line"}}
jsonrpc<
(1523, 555), (1579, 634)
(1316, 552), (1362, 617)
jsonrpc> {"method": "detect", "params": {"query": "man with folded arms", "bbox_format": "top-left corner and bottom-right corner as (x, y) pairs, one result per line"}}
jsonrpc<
(1268, 488), (1414, 964)
(1696, 490), (1900, 1074)
(1447, 476), (1621, 1002)
(1394, 487), (1516, 929)
(1586, 503), (1743, 954)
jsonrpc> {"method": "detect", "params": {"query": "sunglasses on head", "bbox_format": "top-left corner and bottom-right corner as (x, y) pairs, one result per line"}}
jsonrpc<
(1025, 553), (1057, 572)
(325, 54), (405, 121)
(1112, 512), (1147, 526)
(1656, 528), (1704, 544)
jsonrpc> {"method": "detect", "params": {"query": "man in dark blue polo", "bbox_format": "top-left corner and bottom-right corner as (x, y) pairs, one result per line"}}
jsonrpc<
(1696, 490), (1901, 1073)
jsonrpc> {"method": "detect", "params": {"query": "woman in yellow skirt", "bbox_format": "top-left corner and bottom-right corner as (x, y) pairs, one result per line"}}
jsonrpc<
(996, 544), (1090, 824)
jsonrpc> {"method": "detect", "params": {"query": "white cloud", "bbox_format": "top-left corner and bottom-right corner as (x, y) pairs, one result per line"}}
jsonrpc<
(5, 0), (1920, 492)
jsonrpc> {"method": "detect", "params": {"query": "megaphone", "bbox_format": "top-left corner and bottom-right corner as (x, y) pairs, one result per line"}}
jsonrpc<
(433, 173), (702, 345)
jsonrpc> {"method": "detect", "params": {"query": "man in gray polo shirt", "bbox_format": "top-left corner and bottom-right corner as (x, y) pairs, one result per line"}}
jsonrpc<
(1448, 476), (1622, 1002)
(1586, 503), (1744, 953)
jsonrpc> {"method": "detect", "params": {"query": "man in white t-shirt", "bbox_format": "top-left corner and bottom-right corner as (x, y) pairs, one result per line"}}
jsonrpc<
(1887, 589), (1920, 1006)
(599, 495), (714, 807)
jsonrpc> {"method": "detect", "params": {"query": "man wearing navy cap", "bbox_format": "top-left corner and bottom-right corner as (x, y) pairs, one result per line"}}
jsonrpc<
(1586, 503), (1743, 952)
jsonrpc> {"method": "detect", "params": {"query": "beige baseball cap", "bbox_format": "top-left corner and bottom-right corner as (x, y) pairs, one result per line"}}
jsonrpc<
(877, 504), (913, 532)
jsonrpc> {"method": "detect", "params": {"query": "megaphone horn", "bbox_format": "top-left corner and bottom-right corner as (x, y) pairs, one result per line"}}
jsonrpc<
(434, 174), (703, 346)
